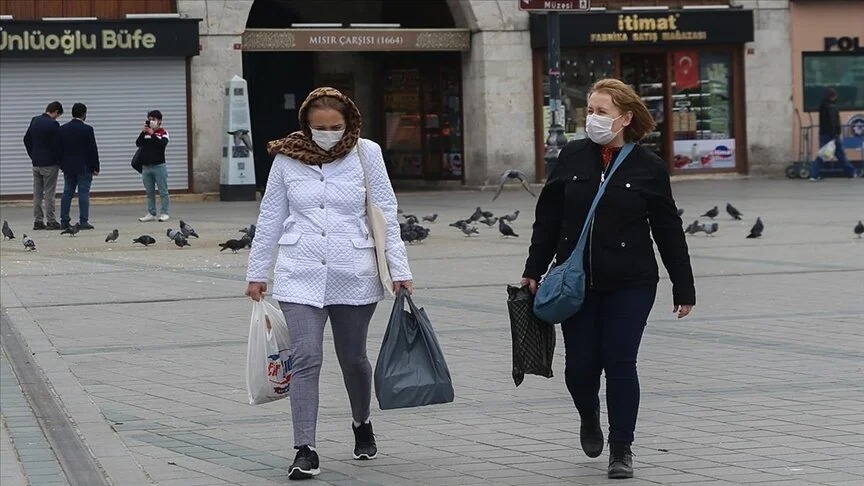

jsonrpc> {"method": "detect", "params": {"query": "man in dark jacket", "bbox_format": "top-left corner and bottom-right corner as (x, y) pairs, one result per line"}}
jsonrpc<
(136, 110), (171, 222)
(23, 101), (63, 230)
(810, 88), (855, 180)
(58, 103), (100, 230)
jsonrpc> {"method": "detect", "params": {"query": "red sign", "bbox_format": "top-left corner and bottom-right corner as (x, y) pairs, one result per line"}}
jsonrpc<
(673, 51), (700, 91)
(519, 0), (590, 11)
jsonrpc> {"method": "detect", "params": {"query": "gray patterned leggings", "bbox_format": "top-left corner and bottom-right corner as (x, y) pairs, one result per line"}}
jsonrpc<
(278, 301), (377, 448)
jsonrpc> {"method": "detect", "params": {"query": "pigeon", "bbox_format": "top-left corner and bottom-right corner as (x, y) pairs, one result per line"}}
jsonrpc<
(460, 225), (479, 237)
(105, 229), (119, 243)
(133, 235), (157, 246)
(685, 220), (704, 235)
(166, 228), (182, 240)
(702, 222), (719, 236)
(468, 207), (484, 223)
(492, 169), (537, 201)
(173, 235), (191, 248)
(405, 215), (419, 226)
(227, 129), (253, 151)
(854, 221), (863, 238)
(239, 224), (256, 240)
(676, 208), (685, 217)
(60, 223), (80, 237)
(2, 220), (14, 240)
(498, 219), (519, 238)
(481, 210), (495, 219)
(700, 206), (719, 219)
(499, 210), (520, 223)
(480, 217), (499, 227)
(746, 218), (764, 239)
(22, 234), (36, 251)
(219, 239), (247, 253)
(179, 220), (199, 238)
(402, 224), (430, 244)
(239, 234), (253, 248)
(726, 203), (743, 220)
(449, 219), (469, 229)
(422, 214), (438, 223)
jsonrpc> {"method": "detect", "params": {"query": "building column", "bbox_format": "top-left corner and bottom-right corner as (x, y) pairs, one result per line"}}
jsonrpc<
(178, 0), (254, 193)
(452, 1), (536, 185)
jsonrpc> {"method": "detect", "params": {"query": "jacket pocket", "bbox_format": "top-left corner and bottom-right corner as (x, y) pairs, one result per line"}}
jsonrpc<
(351, 237), (378, 278)
(275, 233), (302, 275)
(277, 232), (301, 246)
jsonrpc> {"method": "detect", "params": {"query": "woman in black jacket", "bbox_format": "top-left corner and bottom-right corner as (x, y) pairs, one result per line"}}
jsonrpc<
(522, 79), (695, 480)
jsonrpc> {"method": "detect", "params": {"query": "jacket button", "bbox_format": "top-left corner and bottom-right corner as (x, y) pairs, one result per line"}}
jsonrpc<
(319, 204), (324, 209)
(620, 241), (626, 247)
(625, 183), (631, 188)
(321, 231), (326, 237)
(572, 176), (578, 180)
(321, 260), (326, 265)
(320, 176), (325, 182)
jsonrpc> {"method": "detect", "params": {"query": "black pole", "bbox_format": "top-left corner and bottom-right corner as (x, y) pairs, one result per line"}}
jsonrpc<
(543, 11), (567, 178)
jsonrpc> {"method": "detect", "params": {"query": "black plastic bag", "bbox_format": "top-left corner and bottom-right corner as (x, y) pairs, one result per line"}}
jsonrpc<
(374, 290), (454, 410)
(131, 147), (143, 174)
(507, 285), (556, 386)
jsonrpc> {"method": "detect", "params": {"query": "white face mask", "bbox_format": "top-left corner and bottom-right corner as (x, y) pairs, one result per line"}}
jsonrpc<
(585, 113), (623, 145)
(310, 128), (344, 151)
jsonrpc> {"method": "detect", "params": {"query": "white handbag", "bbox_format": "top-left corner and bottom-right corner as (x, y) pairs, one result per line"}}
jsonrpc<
(357, 140), (395, 296)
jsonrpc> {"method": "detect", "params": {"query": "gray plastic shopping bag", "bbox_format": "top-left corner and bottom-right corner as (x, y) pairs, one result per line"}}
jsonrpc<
(374, 290), (454, 410)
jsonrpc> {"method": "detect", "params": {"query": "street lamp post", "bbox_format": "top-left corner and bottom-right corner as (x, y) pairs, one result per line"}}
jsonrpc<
(543, 11), (567, 178)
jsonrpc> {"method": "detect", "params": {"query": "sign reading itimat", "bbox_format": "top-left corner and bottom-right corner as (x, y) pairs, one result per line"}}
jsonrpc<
(0, 19), (200, 58)
(530, 9), (754, 47)
(519, 0), (590, 11)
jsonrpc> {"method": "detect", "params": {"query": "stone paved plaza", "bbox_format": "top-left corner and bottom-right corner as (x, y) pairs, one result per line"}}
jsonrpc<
(1, 177), (863, 485)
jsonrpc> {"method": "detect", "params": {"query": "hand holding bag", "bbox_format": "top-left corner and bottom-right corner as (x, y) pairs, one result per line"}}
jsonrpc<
(246, 299), (293, 405)
(533, 143), (635, 324)
(374, 289), (454, 409)
(356, 140), (395, 297)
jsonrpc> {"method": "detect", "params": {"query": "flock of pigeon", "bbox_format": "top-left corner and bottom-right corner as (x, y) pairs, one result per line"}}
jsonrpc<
(680, 203), (767, 239)
(394, 206), (521, 244)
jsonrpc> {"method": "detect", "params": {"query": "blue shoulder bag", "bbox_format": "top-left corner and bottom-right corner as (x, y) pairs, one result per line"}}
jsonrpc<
(533, 142), (635, 323)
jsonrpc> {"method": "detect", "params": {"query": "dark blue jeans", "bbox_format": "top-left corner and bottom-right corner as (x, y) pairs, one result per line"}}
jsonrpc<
(60, 172), (93, 225)
(812, 134), (854, 179)
(562, 284), (657, 444)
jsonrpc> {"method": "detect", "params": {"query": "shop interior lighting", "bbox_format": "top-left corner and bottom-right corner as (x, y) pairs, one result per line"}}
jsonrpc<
(42, 17), (98, 21)
(0, 15), (13, 20)
(589, 7), (606, 11)
(125, 13), (181, 18)
(620, 6), (669, 11)
(682, 5), (730, 9)
(348, 23), (401, 28)
(290, 23), (343, 28)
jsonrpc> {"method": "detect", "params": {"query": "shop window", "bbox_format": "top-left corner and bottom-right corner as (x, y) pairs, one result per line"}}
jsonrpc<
(543, 52), (617, 140)
(670, 50), (736, 170)
(802, 52), (864, 112)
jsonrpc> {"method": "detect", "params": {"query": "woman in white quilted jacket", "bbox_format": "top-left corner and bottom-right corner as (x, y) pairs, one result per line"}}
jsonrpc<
(245, 87), (413, 480)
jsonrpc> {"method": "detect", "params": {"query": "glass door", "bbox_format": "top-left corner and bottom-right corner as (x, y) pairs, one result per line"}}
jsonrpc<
(620, 53), (668, 161)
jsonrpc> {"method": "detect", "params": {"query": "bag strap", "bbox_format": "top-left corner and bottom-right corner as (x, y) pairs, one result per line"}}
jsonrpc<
(572, 142), (634, 255)
(355, 139), (372, 201)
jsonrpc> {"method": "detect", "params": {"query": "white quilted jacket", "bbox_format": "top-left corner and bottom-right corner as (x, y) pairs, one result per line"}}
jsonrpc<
(246, 139), (412, 307)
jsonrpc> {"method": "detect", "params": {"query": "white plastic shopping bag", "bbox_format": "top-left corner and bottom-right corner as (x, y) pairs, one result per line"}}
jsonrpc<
(817, 140), (836, 161)
(246, 299), (292, 405)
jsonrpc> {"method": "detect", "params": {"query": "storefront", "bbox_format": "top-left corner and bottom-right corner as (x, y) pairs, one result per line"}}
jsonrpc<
(790, 0), (864, 166)
(0, 18), (199, 197)
(241, 28), (469, 185)
(530, 8), (754, 175)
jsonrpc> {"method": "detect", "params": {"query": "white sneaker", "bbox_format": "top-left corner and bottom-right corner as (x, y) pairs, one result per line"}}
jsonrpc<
(158, 214), (170, 222)
(139, 213), (157, 222)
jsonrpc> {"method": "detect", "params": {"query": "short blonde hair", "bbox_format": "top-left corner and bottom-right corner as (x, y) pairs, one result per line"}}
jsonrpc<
(589, 79), (656, 142)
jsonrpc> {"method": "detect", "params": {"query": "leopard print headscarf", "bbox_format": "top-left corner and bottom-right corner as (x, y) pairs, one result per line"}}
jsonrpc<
(266, 87), (362, 165)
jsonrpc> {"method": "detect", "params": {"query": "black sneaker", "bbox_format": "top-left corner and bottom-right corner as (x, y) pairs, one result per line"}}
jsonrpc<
(288, 445), (320, 480)
(608, 442), (633, 479)
(580, 407), (604, 458)
(45, 221), (61, 230)
(33, 221), (46, 230)
(352, 421), (377, 460)
(78, 222), (94, 230)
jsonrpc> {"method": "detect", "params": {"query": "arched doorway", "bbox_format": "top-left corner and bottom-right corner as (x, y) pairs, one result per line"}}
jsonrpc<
(243, 0), (466, 189)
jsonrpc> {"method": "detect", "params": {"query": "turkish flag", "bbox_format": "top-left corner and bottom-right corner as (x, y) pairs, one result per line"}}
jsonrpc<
(674, 51), (700, 91)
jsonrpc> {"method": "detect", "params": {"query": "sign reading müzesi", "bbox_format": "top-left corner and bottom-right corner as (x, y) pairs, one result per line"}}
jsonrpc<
(0, 20), (199, 57)
(519, 0), (590, 11)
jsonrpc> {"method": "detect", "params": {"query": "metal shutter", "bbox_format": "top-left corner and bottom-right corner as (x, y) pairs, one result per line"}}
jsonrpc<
(0, 58), (189, 196)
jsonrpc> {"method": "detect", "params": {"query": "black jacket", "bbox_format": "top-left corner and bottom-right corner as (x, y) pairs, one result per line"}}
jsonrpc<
(135, 128), (169, 166)
(818, 98), (842, 138)
(59, 119), (100, 175)
(23, 113), (61, 167)
(523, 139), (696, 305)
